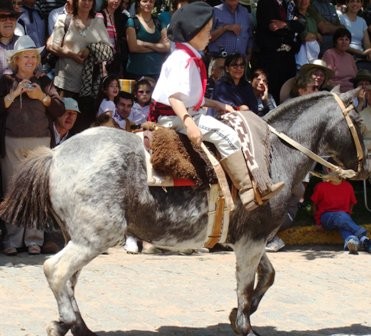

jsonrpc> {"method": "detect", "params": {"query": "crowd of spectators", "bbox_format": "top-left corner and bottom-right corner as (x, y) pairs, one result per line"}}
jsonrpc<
(0, 0), (370, 255)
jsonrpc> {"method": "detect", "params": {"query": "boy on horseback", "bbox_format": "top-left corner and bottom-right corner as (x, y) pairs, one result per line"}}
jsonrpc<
(150, 1), (284, 211)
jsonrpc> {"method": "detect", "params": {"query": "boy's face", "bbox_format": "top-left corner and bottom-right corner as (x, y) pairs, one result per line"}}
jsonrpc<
(116, 97), (133, 119)
(136, 84), (152, 106)
(189, 19), (212, 51)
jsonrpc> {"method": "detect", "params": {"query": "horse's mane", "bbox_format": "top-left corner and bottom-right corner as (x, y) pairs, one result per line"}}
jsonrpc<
(264, 89), (363, 131)
(264, 91), (331, 123)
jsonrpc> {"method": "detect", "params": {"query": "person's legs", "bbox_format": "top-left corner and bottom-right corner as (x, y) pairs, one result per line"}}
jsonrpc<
(320, 211), (366, 252)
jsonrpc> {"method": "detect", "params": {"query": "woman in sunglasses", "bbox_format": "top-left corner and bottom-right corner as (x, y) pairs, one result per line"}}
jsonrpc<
(209, 53), (258, 117)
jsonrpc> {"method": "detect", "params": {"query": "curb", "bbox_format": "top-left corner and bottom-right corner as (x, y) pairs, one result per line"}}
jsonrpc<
(278, 224), (371, 245)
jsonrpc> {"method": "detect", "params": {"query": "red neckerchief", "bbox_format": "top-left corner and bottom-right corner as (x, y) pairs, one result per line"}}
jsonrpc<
(175, 42), (207, 111)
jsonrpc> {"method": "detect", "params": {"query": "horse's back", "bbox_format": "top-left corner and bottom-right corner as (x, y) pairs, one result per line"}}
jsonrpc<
(49, 127), (148, 246)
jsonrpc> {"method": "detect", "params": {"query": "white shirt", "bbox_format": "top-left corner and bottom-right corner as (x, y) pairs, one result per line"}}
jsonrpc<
(112, 110), (128, 129)
(97, 99), (116, 117)
(128, 102), (150, 125)
(48, 5), (67, 35)
(152, 42), (204, 114)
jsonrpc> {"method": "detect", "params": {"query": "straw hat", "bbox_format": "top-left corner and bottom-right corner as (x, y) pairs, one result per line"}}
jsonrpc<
(6, 35), (44, 60)
(299, 59), (334, 80)
(279, 59), (334, 103)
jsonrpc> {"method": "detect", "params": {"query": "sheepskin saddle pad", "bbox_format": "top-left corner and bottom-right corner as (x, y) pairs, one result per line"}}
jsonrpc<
(149, 127), (217, 187)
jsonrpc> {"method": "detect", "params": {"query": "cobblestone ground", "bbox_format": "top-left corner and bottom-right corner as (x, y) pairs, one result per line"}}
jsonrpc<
(0, 246), (370, 336)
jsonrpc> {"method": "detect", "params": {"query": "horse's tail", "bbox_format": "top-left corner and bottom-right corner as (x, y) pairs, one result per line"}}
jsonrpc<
(0, 146), (55, 231)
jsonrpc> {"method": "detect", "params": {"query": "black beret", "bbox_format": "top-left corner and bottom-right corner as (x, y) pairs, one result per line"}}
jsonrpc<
(167, 1), (213, 43)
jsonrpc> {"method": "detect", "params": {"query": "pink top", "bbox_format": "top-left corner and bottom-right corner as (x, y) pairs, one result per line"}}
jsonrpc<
(322, 48), (357, 92)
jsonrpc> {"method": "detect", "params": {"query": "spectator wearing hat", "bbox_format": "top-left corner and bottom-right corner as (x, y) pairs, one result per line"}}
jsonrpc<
(150, 1), (284, 212)
(322, 27), (358, 92)
(280, 58), (334, 102)
(0, 35), (64, 256)
(51, 97), (80, 147)
(352, 69), (371, 172)
(0, 0), (21, 75)
(352, 68), (371, 111)
(207, 0), (254, 62)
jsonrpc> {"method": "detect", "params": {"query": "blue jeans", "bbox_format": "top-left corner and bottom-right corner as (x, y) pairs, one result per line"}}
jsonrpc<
(320, 211), (367, 249)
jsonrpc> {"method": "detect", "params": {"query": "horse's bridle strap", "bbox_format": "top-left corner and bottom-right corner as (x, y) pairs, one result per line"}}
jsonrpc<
(331, 93), (364, 170)
(268, 125), (357, 179)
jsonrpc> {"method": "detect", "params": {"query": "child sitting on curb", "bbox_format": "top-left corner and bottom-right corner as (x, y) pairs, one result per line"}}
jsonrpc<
(311, 172), (371, 254)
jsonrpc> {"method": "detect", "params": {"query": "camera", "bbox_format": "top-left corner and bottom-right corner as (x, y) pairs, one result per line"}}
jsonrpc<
(22, 82), (34, 89)
(219, 48), (228, 58)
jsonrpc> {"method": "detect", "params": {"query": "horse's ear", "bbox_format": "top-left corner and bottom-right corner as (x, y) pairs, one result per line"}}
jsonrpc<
(330, 85), (341, 94)
(338, 88), (361, 105)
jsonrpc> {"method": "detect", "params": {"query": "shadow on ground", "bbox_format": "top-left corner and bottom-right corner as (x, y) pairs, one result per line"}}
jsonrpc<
(283, 245), (341, 260)
(95, 324), (371, 336)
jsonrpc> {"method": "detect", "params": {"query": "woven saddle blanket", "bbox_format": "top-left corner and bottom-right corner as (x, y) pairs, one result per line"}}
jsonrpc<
(138, 111), (272, 192)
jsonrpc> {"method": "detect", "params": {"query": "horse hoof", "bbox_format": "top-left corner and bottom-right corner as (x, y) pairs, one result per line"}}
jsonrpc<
(71, 324), (97, 336)
(46, 321), (70, 336)
(229, 308), (239, 334)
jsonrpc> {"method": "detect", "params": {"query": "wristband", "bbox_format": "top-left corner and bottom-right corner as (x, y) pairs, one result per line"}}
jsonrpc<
(182, 113), (191, 123)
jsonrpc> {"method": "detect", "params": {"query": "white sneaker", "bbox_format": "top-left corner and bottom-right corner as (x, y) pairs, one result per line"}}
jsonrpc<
(124, 236), (139, 254)
(265, 236), (285, 252)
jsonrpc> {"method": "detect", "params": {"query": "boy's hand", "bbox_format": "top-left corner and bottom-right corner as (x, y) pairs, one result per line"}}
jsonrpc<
(184, 118), (202, 146)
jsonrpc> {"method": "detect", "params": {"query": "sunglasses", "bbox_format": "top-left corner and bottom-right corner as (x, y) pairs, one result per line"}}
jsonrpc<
(0, 15), (17, 21)
(137, 90), (151, 94)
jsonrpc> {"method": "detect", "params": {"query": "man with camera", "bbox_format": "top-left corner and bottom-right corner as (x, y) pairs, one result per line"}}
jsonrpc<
(207, 0), (254, 63)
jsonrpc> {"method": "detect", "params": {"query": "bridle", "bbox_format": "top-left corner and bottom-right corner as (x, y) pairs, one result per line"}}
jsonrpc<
(268, 92), (364, 179)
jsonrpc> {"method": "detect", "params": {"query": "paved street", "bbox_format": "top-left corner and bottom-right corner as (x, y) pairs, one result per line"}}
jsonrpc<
(0, 246), (370, 336)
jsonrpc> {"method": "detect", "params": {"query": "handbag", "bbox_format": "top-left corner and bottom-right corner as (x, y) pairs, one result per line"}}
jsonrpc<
(43, 15), (72, 69)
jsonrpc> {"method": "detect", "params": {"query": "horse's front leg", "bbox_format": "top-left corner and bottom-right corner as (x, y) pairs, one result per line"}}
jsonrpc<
(43, 241), (100, 336)
(230, 238), (266, 336)
(250, 252), (275, 315)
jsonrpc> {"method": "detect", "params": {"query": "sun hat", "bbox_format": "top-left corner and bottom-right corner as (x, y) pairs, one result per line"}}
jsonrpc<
(0, 0), (21, 17)
(6, 35), (45, 60)
(352, 69), (371, 86)
(299, 59), (334, 80)
(63, 97), (81, 113)
(167, 1), (213, 42)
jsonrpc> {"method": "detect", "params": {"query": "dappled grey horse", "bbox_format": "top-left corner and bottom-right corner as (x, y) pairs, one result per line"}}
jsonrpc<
(0, 91), (365, 336)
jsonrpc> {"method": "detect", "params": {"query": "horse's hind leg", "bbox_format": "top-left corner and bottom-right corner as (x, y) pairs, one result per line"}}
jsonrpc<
(68, 271), (96, 336)
(43, 241), (100, 336)
(250, 253), (275, 315)
(230, 238), (266, 336)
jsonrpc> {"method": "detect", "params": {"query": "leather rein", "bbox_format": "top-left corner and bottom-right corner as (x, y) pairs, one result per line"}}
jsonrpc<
(268, 93), (364, 179)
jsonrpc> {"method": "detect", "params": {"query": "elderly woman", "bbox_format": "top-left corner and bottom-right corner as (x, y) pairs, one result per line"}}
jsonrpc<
(0, 35), (64, 256)
(210, 53), (258, 117)
(322, 28), (358, 92)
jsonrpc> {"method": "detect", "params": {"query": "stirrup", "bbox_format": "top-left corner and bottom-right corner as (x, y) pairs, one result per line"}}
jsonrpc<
(261, 182), (285, 201)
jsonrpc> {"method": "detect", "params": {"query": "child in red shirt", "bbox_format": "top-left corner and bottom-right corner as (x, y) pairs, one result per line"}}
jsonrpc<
(311, 176), (371, 254)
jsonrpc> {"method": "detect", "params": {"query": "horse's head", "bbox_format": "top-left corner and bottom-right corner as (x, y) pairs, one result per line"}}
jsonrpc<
(321, 90), (367, 178)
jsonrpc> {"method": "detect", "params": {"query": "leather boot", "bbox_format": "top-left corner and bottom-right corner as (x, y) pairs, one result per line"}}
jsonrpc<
(220, 150), (257, 211)
(261, 181), (285, 201)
